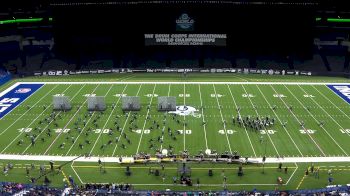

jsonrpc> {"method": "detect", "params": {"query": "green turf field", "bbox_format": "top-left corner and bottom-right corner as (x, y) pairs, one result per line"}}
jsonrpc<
(0, 73), (349, 190)
(1, 160), (350, 191)
(1, 81), (350, 157)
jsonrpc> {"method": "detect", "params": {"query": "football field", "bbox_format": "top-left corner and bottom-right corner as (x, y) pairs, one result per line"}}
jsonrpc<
(1, 80), (350, 159)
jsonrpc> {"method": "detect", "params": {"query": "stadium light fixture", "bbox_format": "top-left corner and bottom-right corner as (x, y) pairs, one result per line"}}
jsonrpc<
(327, 18), (350, 23)
(0, 18), (53, 25)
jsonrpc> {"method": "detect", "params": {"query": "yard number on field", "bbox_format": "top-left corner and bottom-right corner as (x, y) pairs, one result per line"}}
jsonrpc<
(242, 94), (254, 98)
(115, 94), (127, 97)
(178, 130), (192, 134)
(55, 129), (70, 133)
(218, 129), (236, 134)
(18, 128), (32, 133)
(303, 94), (315, 98)
(93, 129), (111, 134)
(273, 94), (286, 98)
(340, 129), (350, 134)
(179, 94), (190, 97)
(145, 94), (158, 97)
(84, 94), (96, 97)
(134, 129), (151, 134)
(211, 94), (223, 98)
(260, 130), (276, 134)
(299, 129), (316, 134)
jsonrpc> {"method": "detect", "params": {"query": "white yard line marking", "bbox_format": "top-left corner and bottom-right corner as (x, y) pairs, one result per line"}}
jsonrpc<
(71, 161), (84, 184)
(43, 84), (101, 155)
(270, 85), (326, 156)
(0, 82), (20, 97)
(66, 113), (95, 155)
(0, 85), (59, 153)
(160, 84), (172, 151)
(0, 84), (48, 135)
(241, 84), (280, 156)
(17, 81), (350, 85)
(226, 84), (256, 157)
(255, 85), (303, 156)
(89, 85), (129, 155)
(198, 85), (209, 150)
(313, 85), (350, 121)
(21, 84), (81, 154)
(296, 85), (349, 155)
(285, 163), (299, 185)
(183, 83), (186, 151)
(112, 84), (142, 156)
(136, 84), (157, 154)
(212, 84), (232, 154)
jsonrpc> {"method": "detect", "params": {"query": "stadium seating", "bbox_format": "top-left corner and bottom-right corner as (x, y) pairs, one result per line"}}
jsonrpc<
(1, 181), (349, 195)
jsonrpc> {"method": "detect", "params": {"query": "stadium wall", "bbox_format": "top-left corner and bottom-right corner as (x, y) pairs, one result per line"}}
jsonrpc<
(0, 72), (11, 86)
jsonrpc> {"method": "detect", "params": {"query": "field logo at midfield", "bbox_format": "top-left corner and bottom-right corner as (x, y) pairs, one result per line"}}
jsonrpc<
(168, 105), (201, 118)
(0, 83), (43, 119)
(327, 85), (350, 104)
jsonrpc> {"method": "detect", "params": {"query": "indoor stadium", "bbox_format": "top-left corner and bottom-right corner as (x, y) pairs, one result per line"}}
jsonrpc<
(0, 0), (350, 195)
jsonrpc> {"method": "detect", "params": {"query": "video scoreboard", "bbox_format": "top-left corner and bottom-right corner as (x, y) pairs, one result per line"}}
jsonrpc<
(52, 1), (315, 57)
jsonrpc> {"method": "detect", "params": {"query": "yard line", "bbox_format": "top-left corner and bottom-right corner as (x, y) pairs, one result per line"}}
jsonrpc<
(212, 84), (232, 154)
(160, 84), (172, 151)
(136, 84), (157, 154)
(43, 84), (102, 155)
(89, 85), (129, 155)
(286, 85), (348, 155)
(0, 84), (53, 136)
(65, 113), (95, 155)
(312, 85), (350, 121)
(241, 84), (280, 156)
(296, 85), (349, 154)
(167, 84), (171, 97)
(22, 84), (85, 154)
(270, 85), (326, 156)
(183, 83), (186, 151)
(111, 84), (142, 156)
(255, 85), (303, 156)
(226, 84), (256, 157)
(0, 82), (20, 97)
(198, 85), (209, 150)
(285, 163), (299, 185)
(71, 162), (84, 184)
(0, 85), (61, 153)
(72, 84), (133, 156)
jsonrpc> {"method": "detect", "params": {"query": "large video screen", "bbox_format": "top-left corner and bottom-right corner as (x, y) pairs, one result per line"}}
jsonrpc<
(52, 2), (314, 57)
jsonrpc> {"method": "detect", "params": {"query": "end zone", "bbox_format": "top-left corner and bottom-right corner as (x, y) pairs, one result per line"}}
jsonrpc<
(0, 83), (44, 119)
(327, 85), (350, 105)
